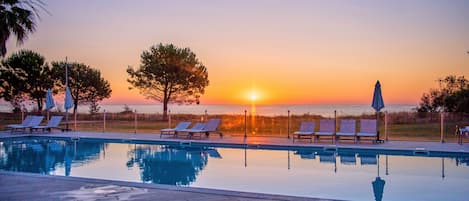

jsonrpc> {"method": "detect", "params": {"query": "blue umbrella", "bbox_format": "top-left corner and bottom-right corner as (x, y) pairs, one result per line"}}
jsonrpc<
(64, 87), (74, 110)
(372, 81), (384, 112)
(45, 89), (56, 110)
(64, 87), (74, 131)
(45, 89), (55, 120)
(372, 81), (384, 142)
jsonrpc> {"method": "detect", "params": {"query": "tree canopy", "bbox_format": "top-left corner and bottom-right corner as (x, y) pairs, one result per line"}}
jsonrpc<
(1, 49), (53, 111)
(127, 43), (209, 119)
(51, 61), (112, 114)
(417, 75), (469, 113)
(0, 0), (45, 57)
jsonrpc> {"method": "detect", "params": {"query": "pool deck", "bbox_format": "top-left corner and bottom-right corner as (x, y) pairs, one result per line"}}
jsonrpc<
(0, 171), (332, 201)
(1, 130), (468, 153)
(1, 130), (469, 201)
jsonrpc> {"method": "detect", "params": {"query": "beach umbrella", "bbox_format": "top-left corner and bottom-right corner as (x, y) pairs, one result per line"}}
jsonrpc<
(64, 87), (74, 131)
(372, 81), (385, 112)
(45, 89), (55, 120)
(372, 81), (384, 142)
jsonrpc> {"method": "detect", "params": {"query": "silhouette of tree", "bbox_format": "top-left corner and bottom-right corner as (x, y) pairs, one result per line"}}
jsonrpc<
(0, 49), (53, 111)
(127, 43), (209, 119)
(418, 75), (469, 113)
(0, 0), (46, 56)
(51, 61), (111, 114)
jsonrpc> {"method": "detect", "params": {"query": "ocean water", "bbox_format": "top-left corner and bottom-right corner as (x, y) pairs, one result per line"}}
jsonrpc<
(0, 103), (416, 116)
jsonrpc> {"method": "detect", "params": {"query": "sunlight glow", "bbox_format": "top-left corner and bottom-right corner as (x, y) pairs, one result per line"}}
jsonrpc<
(250, 93), (257, 102)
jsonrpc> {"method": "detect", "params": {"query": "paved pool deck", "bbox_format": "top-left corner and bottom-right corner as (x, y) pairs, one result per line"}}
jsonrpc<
(1, 130), (469, 201)
(0, 171), (331, 201)
(1, 130), (468, 153)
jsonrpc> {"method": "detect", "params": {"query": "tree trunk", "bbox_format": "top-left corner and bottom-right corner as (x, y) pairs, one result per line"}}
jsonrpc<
(36, 97), (42, 112)
(163, 100), (168, 120)
(73, 100), (78, 115)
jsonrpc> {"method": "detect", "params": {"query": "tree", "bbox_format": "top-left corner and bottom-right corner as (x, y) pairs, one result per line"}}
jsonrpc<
(417, 75), (469, 113)
(1, 49), (53, 111)
(51, 62), (112, 114)
(0, 0), (46, 57)
(127, 43), (209, 119)
(0, 62), (26, 112)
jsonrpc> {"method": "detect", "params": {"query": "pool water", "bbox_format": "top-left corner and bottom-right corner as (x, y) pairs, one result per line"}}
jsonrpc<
(1, 137), (468, 201)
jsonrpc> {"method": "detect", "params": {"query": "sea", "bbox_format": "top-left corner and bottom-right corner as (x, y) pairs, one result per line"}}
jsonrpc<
(0, 103), (417, 117)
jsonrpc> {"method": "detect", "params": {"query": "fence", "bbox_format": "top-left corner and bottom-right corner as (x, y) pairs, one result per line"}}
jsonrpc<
(1, 109), (468, 143)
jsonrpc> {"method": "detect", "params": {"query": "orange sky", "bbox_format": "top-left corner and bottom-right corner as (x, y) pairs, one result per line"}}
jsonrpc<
(6, 0), (469, 105)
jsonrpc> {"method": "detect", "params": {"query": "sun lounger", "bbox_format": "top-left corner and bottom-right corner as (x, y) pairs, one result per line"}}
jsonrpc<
(357, 119), (378, 143)
(160, 121), (192, 138)
(292, 121), (315, 143)
(184, 119), (223, 139)
(31, 116), (63, 132)
(179, 122), (206, 138)
(315, 119), (336, 143)
(5, 115), (34, 129)
(7, 116), (44, 133)
(457, 125), (469, 144)
(336, 119), (357, 143)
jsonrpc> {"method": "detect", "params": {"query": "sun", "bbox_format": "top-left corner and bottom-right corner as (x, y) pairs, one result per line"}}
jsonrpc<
(248, 90), (260, 102)
(250, 93), (257, 102)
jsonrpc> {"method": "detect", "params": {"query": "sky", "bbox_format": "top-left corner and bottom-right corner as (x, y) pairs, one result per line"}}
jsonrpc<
(6, 0), (469, 105)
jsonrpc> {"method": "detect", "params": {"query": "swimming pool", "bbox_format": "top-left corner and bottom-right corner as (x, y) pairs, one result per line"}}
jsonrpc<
(0, 137), (468, 201)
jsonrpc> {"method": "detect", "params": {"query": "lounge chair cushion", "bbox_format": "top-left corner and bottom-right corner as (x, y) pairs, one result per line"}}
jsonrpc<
(294, 131), (314, 135)
(357, 119), (377, 137)
(161, 122), (191, 133)
(6, 115), (34, 128)
(316, 119), (335, 135)
(293, 121), (315, 135)
(336, 119), (356, 136)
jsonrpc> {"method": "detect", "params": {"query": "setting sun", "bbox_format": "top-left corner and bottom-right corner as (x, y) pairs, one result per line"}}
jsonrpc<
(250, 93), (257, 102)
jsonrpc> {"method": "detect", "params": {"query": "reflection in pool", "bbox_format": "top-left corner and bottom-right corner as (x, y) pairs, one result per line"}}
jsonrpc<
(0, 137), (468, 201)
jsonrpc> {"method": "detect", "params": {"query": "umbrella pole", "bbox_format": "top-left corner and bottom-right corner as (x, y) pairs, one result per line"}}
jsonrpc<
(65, 109), (69, 131)
(376, 111), (380, 143)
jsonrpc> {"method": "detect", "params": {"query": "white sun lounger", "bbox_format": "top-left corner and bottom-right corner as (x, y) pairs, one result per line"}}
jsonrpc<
(293, 121), (315, 143)
(160, 121), (192, 138)
(336, 119), (357, 143)
(184, 119), (222, 139)
(316, 119), (336, 143)
(8, 116), (44, 133)
(6, 115), (34, 129)
(179, 122), (206, 138)
(32, 116), (63, 133)
(357, 119), (378, 143)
